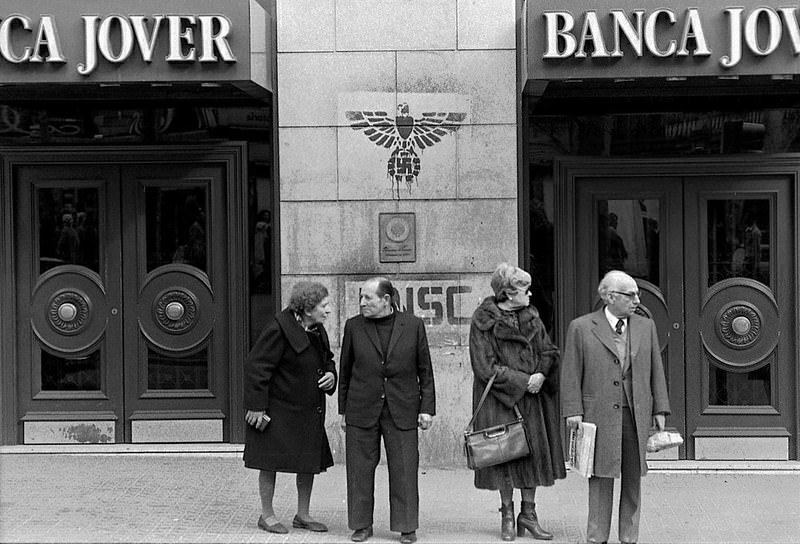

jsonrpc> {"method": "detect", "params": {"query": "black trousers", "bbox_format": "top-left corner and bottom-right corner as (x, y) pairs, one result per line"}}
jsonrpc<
(345, 403), (419, 533)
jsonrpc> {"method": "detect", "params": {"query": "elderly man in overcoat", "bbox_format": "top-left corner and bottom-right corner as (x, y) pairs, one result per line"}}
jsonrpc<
(561, 270), (670, 544)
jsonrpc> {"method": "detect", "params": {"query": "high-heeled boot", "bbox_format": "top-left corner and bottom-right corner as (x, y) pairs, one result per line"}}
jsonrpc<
(517, 501), (553, 540)
(500, 502), (515, 541)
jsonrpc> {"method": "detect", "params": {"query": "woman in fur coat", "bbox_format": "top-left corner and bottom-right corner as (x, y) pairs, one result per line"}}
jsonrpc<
(469, 263), (566, 541)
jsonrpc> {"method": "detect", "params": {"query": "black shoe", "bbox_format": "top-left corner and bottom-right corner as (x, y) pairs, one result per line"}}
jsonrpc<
(257, 515), (288, 534)
(500, 502), (515, 541)
(292, 515), (328, 532)
(352, 526), (373, 542)
(400, 531), (417, 543)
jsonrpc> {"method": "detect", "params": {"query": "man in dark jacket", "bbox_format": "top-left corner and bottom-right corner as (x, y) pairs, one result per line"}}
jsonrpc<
(339, 277), (436, 544)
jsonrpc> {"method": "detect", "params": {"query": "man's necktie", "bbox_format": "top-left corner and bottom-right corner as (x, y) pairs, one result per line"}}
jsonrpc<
(615, 319), (624, 335)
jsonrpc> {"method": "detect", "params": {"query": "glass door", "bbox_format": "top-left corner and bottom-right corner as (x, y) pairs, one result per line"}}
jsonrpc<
(575, 177), (686, 449)
(14, 158), (232, 443)
(573, 172), (796, 459)
(121, 165), (230, 442)
(683, 176), (795, 458)
(15, 165), (124, 443)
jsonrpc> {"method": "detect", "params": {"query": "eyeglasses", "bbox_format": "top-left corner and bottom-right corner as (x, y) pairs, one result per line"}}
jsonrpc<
(612, 290), (640, 300)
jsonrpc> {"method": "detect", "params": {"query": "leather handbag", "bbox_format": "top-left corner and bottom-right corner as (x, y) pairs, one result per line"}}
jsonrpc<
(464, 371), (532, 470)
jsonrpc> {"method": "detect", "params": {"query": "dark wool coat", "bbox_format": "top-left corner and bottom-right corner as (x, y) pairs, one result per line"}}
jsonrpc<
(560, 309), (671, 478)
(339, 311), (436, 429)
(243, 309), (337, 473)
(469, 297), (566, 489)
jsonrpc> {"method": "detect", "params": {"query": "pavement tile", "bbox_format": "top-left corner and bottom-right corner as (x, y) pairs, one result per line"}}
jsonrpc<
(1, 455), (798, 543)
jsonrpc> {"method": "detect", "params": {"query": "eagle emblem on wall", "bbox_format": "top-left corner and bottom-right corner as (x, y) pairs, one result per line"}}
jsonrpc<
(346, 103), (467, 199)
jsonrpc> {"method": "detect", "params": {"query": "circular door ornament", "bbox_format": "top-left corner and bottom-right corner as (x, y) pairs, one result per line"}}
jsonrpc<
(699, 278), (779, 368)
(48, 291), (90, 334)
(153, 289), (198, 334)
(31, 267), (108, 353)
(718, 303), (761, 348)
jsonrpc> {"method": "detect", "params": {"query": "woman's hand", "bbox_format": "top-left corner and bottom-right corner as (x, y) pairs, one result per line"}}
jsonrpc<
(245, 410), (270, 431)
(527, 372), (545, 394)
(318, 371), (335, 391)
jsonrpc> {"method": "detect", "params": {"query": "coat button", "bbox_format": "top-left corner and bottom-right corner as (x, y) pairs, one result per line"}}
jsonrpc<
(614, 380), (620, 386)
(380, 394), (385, 399)
(613, 404), (620, 409)
(316, 407), (323, 414)
(381, 360), (385, 365)
(613, 358), (620, 365)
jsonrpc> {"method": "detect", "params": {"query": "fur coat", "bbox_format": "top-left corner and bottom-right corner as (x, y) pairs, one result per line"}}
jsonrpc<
(469, 297), (566, 489)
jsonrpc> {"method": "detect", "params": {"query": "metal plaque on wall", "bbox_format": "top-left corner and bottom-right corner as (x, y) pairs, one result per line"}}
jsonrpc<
(379, 212), (416, 263)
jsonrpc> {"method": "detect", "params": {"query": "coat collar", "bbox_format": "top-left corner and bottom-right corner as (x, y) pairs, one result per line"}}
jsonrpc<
(590, 307), (642, 359)
(472, 297), (539, 342)
(275, 309), (310, 354)
(356, 310), (408, 358)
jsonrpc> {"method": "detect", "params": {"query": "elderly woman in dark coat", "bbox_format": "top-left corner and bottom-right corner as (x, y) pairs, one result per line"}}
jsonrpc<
(243, 282), (337, 534)
(469, 263), (566, 541)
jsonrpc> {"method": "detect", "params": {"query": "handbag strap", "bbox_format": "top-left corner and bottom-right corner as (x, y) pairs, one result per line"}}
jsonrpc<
(466, 371), (523, 432)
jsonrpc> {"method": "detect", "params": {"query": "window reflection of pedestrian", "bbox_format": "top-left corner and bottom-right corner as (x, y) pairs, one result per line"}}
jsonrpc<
(172, 196), (206, 269)
(253, 210), (272, 293)
(606, 213), (628, 272)
(743, 215), (762, 278)
(243, 282), (337, 534)
(56, 213), (80, 264)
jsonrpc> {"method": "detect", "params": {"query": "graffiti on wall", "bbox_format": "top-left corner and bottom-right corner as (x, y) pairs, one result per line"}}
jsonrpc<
(345, 102), (467, 199)
(344, 278), (493, 345)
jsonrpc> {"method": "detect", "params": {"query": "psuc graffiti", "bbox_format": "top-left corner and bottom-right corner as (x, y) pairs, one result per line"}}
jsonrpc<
(346, 103), (466, 199)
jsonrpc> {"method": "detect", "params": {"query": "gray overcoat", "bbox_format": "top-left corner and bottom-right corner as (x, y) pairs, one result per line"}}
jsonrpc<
(560, 309), (671, 478)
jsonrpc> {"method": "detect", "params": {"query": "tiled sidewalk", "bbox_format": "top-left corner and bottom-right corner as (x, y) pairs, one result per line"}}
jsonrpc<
(0, 453), (798, 543)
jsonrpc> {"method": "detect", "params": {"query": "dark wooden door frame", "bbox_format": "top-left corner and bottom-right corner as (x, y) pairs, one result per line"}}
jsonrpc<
(0, 145), (248, 445)
(555, 156), (800, 460)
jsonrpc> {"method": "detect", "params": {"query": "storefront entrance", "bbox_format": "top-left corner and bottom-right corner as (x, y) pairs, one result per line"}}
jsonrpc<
(560, 159), (798, 460)
(8, 146), (247, 444)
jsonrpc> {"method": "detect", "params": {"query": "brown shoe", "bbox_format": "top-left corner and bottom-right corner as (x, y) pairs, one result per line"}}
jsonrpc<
(400, 531), (417, 543)
(257, 515), (288, 534)
(352, 526), (373, 542)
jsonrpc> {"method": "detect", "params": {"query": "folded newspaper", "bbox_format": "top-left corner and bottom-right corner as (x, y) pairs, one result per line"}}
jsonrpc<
(568, 421), (596, 478)
(646, 430), (684, 452)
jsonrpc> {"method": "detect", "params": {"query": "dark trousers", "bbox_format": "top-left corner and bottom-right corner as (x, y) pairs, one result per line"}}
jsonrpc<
(345, 403), (419, 533)
(587, 407), (641, 544)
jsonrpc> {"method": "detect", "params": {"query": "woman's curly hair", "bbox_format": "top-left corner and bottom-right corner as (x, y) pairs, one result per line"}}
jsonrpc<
(287, 281), (329, 314)
(490, 263), (532, 302)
